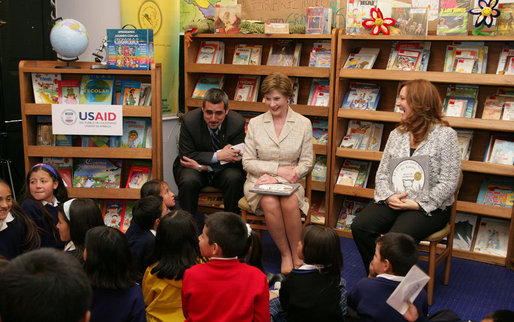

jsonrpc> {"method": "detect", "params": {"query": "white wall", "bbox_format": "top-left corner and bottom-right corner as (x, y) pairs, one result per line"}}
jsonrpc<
(55, 0), (180, 194)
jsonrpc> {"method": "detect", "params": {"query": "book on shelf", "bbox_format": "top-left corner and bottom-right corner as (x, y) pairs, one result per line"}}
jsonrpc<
(390, 49), (422, 71)
(240, 111), (261, 133)
(36, 116), (53, 146)
(106, 28), (153, 70)
(340, 133), (363, 149)
(42, 157), (73, 188)
(343, 48), (380, 69)
(57, 80), (80, 104)
(264, 23), (290, 34)
(312, 118), (329, 144)
(346, 120), (384, 151)
(102, 200), (128, 232)
(496, 3), (514, 36)
(267, 40), (302, 67)
(336, 167), (360, 186)
(436, 0), (469, 36)
(79, 74), (115, 105)
(73, 158), (122, 188)
(234, 75), (261, 102)
(443, 84), (479, 118)
(307, 78), (330, 106)
(138, 83), (152, 106)
(336, 197), (367, 231)
(288, 77), (300, 105)
(145, 124), (152, 149)
(123, 201), (135, 232)
(505, 56), (514, 75)
(476, 178), (513, 208)
(488, 139), (514, 165)
(341, 82), (380, 110)
(214, 3), (241, 34)
(346, 0), (376, 35)
(121, 118), (148, 148)
(453, 212), (479, 251)
(120, 80), (141, 105)
(342, 159), (372, 188)
(232, 44), (262, 65)
(125, 165), (151, 188)
(473, 217), (510, 257)
(482, 96), (505, 120)
(305, 7), (332, 34)
(310, 197), (326, 225)
(55, 135), (73, 147)
(390, 7), (428, 36)
(192, 74), (224, 99)
(502, 101), (514, 121)
(389, 155), (430, 201)
(495, 46), (514, 75)
(386, 41), (431, 71)
(309, 41), (332, 68)
(312, 155), (327, 181)
(456, 129), (473, 161)
(196, 41), (224, 64)
(32, 73), (60, 104)
(444, 43), (488, 74)
(81, 136), (120, 148)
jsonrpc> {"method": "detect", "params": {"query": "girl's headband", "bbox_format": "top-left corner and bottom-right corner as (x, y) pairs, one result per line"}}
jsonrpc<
(31, 163), (59, 178)
(62, 198), (76, 221)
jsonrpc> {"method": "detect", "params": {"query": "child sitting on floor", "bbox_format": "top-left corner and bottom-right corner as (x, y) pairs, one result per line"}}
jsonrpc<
(181, 212), (269, 322)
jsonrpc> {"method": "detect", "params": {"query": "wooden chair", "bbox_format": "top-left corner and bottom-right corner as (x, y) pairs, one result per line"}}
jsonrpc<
(239, 173), (313, 237)
(197, 186), (224, 214)
(418, 172), (463, 306)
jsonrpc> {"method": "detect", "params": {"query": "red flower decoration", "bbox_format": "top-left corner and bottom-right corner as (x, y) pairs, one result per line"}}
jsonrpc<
(362, 8), (396, 35)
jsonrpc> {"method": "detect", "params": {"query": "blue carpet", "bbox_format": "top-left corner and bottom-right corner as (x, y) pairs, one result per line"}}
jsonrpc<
(261, 230), (514, 321)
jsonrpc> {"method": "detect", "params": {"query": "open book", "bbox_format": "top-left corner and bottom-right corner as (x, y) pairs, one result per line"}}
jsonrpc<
(249, 183), (301, 196)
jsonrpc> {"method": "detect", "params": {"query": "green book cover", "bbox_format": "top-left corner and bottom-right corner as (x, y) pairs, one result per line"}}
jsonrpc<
(79, 74), (115, 104)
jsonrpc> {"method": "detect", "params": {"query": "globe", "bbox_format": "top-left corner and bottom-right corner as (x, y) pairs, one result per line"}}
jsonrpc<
(50, 19), (89, 59)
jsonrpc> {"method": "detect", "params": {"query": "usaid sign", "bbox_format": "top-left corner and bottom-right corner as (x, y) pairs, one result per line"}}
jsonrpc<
(52, 104), (123, 136)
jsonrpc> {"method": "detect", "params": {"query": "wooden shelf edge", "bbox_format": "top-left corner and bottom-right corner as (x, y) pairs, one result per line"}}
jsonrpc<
(313, 144), (327, 155)
(67, 187), (141, 199)
(186, 63), (330, 77)
(336, 148), (382, 161)
(334, 229), (353, 238)
(311, 180), (326, 192)
(26, 146), (152, 159)
(24, 104), (152, 117)
(333, 185), (374, 198)
(456, 201), (512, 219)
(462, 161), (514, 176)
(19, 60), (155, 75)
(451, 248), (506, 266)
(193, 33), (333, 39)
(339, 34), (514, 41)
(338, 109), (401, 122)
(447, 117), (514, 132)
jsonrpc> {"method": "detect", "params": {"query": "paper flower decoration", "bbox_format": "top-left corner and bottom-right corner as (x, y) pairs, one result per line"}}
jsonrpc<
(469, 0), (500, 28)
(362, 8), (396, 35)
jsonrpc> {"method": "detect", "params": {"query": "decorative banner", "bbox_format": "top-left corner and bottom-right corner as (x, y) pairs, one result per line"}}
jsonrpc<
(52, 104), (123, 136)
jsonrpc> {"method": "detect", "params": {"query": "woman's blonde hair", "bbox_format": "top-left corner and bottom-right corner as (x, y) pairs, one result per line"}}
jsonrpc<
(260, 72), (293, 98)
(397, 79), (448, 143)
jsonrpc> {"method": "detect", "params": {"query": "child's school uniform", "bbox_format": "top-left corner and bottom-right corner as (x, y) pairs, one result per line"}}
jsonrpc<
(182, 258), (269, 322)
(348, 273), (428, 322)
(273, 264), (347, 322)
(21, 197), (64, 249)
(125, 221), (155, 278)
(0, 212), (27, 259)
(142, 263), (185, 322)
(90, 284), (146, 322)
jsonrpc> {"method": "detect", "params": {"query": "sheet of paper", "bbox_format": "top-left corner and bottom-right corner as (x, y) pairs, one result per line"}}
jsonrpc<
(386, 265), (430, 315)
(219, 142), (245, 165)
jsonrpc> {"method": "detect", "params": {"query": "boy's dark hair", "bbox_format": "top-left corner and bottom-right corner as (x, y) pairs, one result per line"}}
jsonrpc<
(0, 248), (91, 322)
(483, 310), (514, 322)
(149, 209), (201, 280)
(205, 212), (247, 258)
(132, 195), (163, 230)
(59, 198), (105, 262)
(84, 226), (138, 290)
(140, 179), (164, 198)
(376, 232), (418, 276)
(302, 225), (343, 277)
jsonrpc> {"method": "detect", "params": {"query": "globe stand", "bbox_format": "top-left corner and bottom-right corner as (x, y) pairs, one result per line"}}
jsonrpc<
(55, 56), (80, 69)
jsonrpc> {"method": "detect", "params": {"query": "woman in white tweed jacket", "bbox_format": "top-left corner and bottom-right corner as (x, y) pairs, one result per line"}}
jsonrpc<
(351, 79), (461, 275)
(243, 72), (313, 274)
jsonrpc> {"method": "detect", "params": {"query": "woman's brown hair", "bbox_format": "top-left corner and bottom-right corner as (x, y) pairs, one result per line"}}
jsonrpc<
(397, 79), (449, 144)
(260, 72), (293, 98)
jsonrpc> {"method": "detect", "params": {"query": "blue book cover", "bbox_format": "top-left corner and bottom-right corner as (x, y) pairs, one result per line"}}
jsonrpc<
(73, 158), (122, 188)
(55, 135), (72, 147)
(121, 118), (147, 148)
(476, 179), (513, 208)
(119, 80), (141, 105)
(106, 29), (153, 70)
(79, 75), (115, 104)
(342, 82), (381, 110)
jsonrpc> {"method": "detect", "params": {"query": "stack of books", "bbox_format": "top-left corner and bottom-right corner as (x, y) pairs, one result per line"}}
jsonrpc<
(234, 75), (261, 102)
(443, 42), (488, 74)
(341, 82), (380, 110)
(340, 120), (383, 151)
(307, 78), (330, 106)
(196, 40), (225, 64)
(442, 84), (479, 118)
(482, 89), (514, 120)
(496, 44), (514, 75)
(336, 159), (372, 188)
(232, 44), (262, 65)
(308, 41), (331, 68)
(311, 118), (329, 145)
(386, 41), (431, 71)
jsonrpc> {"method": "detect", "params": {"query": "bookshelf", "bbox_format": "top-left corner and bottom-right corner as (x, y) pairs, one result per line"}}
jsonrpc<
(184, 31), (339, 220)
(331, 34), (514, 266)
(19, 60), (163, 200)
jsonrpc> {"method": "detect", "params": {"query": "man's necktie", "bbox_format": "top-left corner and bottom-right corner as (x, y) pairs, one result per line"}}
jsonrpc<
(211, 129), (222, 152)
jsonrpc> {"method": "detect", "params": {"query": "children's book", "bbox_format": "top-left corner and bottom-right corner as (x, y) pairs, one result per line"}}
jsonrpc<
(196, 41), (221, 64)
(453, 212), (478, 251)
(346, 0), (376, 35)
(305, 7), (332, 34)
(145, 122), (152, 149)
(488, 139), (514, 165)
(386, 41), (431, 71)
(289, 77), (300, 105)
(476, 179), (513, 207)
(502, 101), (514, 120)
(32, 73), (61, 104)
(54, 135), (73, 147)
(112, 79), (123, 105)
(437, 0), (469, 36)
(482, 96), (504, 120)
(36, 115), (53, 146)
(102, 200), (126, 231)
(456, 129), (473, 160)
(443, 84), (479, 118)
(309, 41), (332, 68)
(120, 80), (141, 105)
(391, 7), (428, 36)
(310, 198), (326, 225)
(336, 198), (367, 230)
(341, 159), (372, 188)
(267, 40), (297, 67)
(340, 133), (363, 149)
(125, 165), (151, 188)
(232, 44), (262, 65)
(312, 155), (327, 181)
(192, 74), (224, 99)
(42, 157), (73, 188)
(138, 83), (152, 106)
(391, 49), (421, 71)
(73, 158), (122, 188)
(341, 82), (380, 110)
(214, 3), (241, 34)
(311, 117), (329, 144)
(343, 48), (380, 69)
(79, 75), (115, 104)
(473, 217), (510, 257)
(81, 136), (120, 148)
(57, 80), (80, 104)
(123, 201), (135, 232)
(336, 167), (360, 186)
(121, 118), (147, 148)
(308, 78), (330, 106)
(106, 28), (153, 70)
(496, 3), (514, 36)
(346, 120), (383, 151)
(234, 75), (261, 102)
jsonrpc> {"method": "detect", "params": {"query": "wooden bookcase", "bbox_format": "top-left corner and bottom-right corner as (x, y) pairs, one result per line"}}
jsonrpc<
(331, 34), (514, 266)
(19, 60), (163, 200)
(184, 31), (339, 217)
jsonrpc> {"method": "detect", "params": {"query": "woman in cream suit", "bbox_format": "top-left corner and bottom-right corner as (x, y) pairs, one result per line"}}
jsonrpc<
(243, 72), (313, 274)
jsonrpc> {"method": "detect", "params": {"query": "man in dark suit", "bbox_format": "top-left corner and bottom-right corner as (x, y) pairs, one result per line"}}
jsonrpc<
(173, 88), (245, 214)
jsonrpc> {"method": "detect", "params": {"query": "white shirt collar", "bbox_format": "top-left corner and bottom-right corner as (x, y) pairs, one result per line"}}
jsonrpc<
(296, 263), (323, 270)
(150, 229), (156, 236)
(64, 241), (76, 251)
(211, 256), (237, 260)
(0, 212), (15, 231)
(41, 196), (59, 207)
(377, 273), (405, 282)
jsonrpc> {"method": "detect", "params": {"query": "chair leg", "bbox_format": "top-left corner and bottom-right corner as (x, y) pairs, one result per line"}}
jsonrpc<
(443, 247), (452, 286)
(427, 242), (437, 306)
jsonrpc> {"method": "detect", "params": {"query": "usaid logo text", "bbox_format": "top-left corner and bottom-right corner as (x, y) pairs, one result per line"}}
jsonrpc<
(79, 112), (117, 121)
(61, 109), (77, 125)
